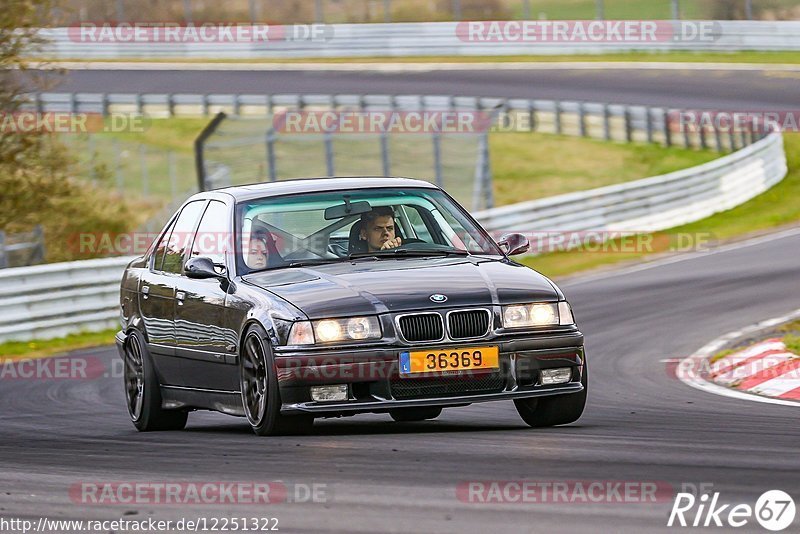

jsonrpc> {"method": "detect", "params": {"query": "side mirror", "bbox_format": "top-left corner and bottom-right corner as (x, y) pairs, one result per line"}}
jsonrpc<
(497, 233), (530, 256)
(185, 256), (225, 279)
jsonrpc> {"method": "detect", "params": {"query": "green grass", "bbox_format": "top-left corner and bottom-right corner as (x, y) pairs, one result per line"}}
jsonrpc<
(491, 132), (717, 204)
(0, 329), (118, 361)
(37, 51), (800, 65)
(522, 133), (800, 279)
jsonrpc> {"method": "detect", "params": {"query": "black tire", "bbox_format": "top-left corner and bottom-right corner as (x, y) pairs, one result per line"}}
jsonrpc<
(389, 407), (443, 422)
(240, 324), (313, 436)
(124, 330), (188, 432)
(514, 362), (588, 428)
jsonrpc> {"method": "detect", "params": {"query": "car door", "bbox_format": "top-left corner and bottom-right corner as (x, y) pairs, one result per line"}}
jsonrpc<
(174, 199), (239, 392)
(140, 200), (207, 386)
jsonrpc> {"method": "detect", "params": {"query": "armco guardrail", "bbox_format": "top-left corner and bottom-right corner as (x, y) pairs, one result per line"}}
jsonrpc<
(33, 21), (800, 59)
(29, 92), (763, 152)
(0, 132), (787, 343)
(0, 257), (132, 343)
(474, 131), (787, 238)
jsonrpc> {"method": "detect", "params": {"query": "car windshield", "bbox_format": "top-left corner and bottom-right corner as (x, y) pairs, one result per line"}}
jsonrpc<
(236, 186), (501, 274)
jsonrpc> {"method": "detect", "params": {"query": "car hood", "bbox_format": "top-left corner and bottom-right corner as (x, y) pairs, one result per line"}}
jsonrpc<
(243, 256), (560, 319)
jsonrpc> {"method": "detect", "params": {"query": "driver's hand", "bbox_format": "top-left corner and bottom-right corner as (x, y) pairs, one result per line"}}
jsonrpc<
(381, 237), (402, 250)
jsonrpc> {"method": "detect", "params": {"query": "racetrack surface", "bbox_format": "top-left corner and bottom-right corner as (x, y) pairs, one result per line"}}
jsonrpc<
(2, 229), (799, 533)
(38, 67), (800, 109)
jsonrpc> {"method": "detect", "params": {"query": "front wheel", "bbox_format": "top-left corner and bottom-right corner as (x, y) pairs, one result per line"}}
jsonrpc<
(240, 324), (313, 436)
(514, 363), (587, 428)
(124, 330), (188, 432)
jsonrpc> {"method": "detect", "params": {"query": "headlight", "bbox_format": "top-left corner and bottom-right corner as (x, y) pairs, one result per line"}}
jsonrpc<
(502, 302), (575, 328)
(287, 317), (382, 345)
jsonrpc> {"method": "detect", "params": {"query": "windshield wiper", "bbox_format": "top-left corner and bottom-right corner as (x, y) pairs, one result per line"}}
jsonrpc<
(349, 249), (469, 260)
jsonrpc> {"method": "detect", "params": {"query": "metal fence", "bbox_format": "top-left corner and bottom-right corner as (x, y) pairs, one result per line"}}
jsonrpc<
(34, 20), (800, 60)
(62, 135), (197, 203)
(0, 227), (46, 270)
(31, 91), (766, 214)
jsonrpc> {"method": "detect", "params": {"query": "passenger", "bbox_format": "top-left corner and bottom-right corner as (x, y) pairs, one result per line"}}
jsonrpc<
(246, 233), (269, 269)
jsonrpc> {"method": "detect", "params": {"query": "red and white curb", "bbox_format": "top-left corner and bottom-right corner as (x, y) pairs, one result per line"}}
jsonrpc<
(677, 308), (800, 407)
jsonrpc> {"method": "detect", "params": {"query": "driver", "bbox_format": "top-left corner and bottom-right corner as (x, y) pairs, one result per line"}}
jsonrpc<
(359, 206), (402, 252)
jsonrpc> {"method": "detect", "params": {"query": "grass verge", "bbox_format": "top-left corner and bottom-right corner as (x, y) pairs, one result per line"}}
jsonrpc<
(521, 134), (800, 279)
(0, 329), (118, 361)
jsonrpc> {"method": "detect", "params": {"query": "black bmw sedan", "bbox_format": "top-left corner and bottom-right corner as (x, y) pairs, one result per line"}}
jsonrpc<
(116, 177), (587, 436)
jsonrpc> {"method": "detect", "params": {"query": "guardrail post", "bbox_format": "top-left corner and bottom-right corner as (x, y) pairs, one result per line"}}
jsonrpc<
(528, 100), (536, 133)
(682, 116), (691, 149)
(102, 93), (110, 116)
(554, 101), (562, 135)
(265, 94), (273, 116)
(602, 103), (611, 141)
(699, 123), (708, 150)
(266, 128), (277, 182)
(31, 225), (45, 265)
(136, 93), (143, 116)
(662, 108), (672, 147)
(624, 107), (633, 143)
(202, 94), (210, 116)
(713, 121), (723, 152)
(168, 94), (175, 117)
(578, 102), (587, 137)
(70, 92), (77, 114)
(728, 125), (737, 151)
(645, 107), (654, 144)
(233, 94), (241, 117)
(0, 231), (7, 269)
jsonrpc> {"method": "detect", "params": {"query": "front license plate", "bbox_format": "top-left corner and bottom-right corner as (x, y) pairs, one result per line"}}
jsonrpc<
(399, 346), (499, 375)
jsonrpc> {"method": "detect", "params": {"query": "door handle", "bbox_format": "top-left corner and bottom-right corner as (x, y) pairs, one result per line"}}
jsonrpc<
(176, 291), (186, 305)
(142, 285), (150, 299)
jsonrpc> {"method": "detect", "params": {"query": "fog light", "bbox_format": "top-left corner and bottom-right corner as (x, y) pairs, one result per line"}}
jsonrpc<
(540, 368), (572, 385)
(310, 385), (348, 402)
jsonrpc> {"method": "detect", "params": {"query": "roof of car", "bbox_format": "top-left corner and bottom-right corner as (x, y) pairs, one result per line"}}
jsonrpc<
(201, 177), (439, 202)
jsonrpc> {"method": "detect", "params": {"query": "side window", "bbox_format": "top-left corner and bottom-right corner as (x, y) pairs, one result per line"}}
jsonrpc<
(191, 201), (229, 267)
(152, 217), (178, 272)
(403, 206), (434, 243)
(161, 201), (206, 274)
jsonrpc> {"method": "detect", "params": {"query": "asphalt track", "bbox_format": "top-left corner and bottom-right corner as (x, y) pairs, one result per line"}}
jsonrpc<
(2, 228), (799, 533)
(3, 66), (800, 533)
(39, 66), (800, 109)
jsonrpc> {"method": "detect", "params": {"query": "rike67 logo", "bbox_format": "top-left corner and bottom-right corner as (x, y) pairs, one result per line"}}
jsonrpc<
(668, 489), (796, 531)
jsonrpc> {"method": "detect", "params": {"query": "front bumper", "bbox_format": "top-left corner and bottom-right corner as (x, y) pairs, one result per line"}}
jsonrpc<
(275, 331), (585, 415)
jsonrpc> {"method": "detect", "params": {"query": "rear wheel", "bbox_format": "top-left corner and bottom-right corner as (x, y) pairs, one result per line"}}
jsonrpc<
(389, 407), (443, 422)
(124, 330), (188, 431)
(514, 363), (587, 428)
(240, 324), (313, 436)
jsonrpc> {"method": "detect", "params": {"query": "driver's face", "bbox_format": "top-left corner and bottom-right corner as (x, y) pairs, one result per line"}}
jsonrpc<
(361, 215), (395, 252)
